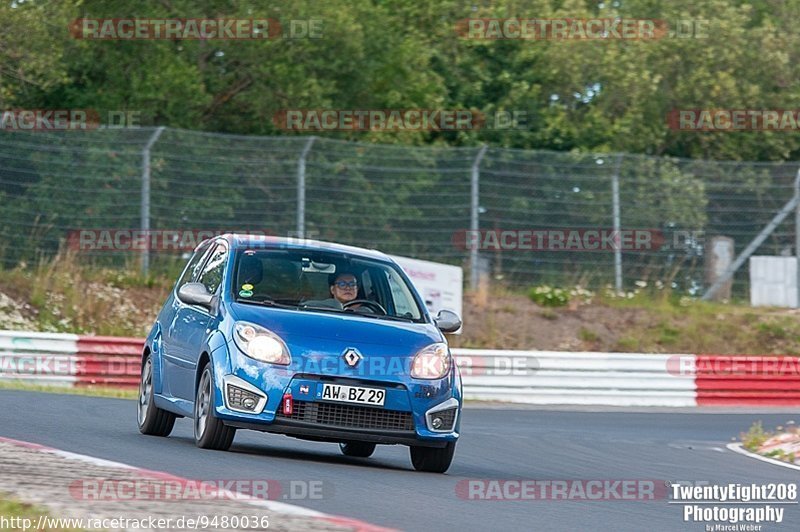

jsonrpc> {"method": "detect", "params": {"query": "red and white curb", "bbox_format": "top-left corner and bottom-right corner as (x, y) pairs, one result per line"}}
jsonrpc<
(0, 435), (393, 531)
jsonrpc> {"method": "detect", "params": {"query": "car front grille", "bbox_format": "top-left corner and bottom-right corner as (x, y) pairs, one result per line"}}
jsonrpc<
(277, 400), (415, 431)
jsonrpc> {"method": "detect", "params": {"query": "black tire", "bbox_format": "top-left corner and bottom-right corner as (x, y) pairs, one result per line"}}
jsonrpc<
(137, 356), (176, 437)
(410, 441), (456, 473)
(194, 362), (236, 450)
(339, 441), (377, 458)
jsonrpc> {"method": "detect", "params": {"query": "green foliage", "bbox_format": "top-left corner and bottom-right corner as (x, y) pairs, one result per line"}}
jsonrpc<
(741, 421), (769, 452)
(1, 0), (799, 159)
(528, 284), (569, 307)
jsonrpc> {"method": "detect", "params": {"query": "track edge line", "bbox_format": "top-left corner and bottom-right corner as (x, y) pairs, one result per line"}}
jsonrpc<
(726, 442), (800, 471)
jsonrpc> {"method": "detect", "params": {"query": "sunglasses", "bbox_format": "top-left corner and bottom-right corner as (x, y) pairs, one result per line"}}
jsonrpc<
(334, 281), (358, 289)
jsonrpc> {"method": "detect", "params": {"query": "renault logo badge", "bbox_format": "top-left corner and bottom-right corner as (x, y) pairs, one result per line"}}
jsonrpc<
(342, 347), (363, 368)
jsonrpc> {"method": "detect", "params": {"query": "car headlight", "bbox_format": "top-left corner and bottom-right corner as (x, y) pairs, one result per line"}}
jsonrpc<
(411, 343), (451, 379)
(233, 321), (291, 365)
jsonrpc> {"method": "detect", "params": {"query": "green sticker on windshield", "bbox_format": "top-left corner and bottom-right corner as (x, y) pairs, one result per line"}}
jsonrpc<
(239, 289), (253, 298)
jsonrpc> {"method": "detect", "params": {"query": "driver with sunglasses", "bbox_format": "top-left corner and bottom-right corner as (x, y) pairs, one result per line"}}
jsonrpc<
(299, 271), (383, 314)
(329, 272), (361, 307)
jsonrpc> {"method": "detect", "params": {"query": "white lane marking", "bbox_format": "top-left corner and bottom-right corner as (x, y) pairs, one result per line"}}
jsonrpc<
(667, 442), (727, 452)
(727, 442), (800, 471)
(49, 448), (139, 469)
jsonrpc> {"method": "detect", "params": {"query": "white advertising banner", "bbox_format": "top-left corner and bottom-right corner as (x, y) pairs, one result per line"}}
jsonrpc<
(750, 256), (798, 307)
(390, 255), (463, 333)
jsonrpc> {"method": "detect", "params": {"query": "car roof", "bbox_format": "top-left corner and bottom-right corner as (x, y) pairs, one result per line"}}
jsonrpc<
(215, 233), (393, 262)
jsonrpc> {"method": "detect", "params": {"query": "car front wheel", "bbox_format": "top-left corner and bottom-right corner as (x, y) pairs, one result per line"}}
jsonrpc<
(410, 441), (456, 473)
(137, 356), (176, 437)
(194, 362), (236, 450)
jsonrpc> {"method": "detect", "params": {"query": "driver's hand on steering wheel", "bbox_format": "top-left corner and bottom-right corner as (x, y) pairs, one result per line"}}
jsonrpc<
(345, 303), (375, 313)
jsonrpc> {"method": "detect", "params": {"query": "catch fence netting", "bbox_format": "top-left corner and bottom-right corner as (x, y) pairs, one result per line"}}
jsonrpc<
(0, 127), (796, 296)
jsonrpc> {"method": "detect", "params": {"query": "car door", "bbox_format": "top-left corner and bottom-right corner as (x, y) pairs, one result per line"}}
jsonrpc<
(164, 240), (228, 400)
(159, 241), (212, 395)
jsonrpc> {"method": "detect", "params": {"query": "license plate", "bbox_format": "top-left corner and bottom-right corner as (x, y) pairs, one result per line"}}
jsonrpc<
(321, 384), (385, 406)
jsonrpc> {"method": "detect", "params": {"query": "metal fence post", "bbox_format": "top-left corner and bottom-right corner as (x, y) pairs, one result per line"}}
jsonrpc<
(612, 154), (624, 293)
(297, 136), (316, 239)
(141, 126), (165, 276)
(470, 145), (488, 291)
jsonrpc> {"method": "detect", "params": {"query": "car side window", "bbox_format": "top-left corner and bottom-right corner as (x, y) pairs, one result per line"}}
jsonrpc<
(386, 269), (419, 318)
(198, 243), (228, 294)
(360, 270), (374, 300)
(178, 241), (213, 288)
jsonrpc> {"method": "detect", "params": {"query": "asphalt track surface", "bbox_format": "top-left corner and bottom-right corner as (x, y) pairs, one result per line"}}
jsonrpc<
(1, 390), (798, 531)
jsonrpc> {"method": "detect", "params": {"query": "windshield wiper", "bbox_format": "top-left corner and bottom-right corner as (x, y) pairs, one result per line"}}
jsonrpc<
(354, 313), (416, 323)
(235, 298), (297, 309)
(299, 305), (346, 314)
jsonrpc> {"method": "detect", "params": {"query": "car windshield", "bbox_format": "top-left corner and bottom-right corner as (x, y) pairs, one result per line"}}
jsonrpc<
(232, 249), (424, 322)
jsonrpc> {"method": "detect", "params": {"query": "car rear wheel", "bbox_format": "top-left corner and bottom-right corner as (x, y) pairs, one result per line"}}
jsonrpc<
(339, 441), (376, 458)
(410, 441), (456, 473)
(137, 356), (176, 436)
(194, 362), (236, 450)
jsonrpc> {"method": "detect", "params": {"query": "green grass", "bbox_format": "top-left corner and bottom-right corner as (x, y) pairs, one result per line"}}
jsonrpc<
(0, 381), (137, 400)
(578, 327), (599, 342)
(741, 421), (770, 452)
(0, 495), (84, 531)
(539, 309), (558, 320)
(740, 421), (799, 465)
(594, 289), (800, 354)
(0, 251), (174, 336)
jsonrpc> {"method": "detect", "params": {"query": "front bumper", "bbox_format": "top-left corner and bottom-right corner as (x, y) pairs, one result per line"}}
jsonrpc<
(225, 418), (446, 447)
(215, 372), (460, 446)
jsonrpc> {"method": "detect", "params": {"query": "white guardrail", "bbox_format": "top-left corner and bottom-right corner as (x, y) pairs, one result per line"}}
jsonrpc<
(0, 331), (80, 386)
(451, 349), (696, 407)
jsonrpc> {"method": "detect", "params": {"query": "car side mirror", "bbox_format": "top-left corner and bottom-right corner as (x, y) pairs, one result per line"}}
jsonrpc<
(177, 282), (214, 308)
(434, 309), (462, 333)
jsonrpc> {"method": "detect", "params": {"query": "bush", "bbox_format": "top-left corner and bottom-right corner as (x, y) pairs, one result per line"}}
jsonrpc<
(740, 421), (769, 451)
(528, 285), (569, 307)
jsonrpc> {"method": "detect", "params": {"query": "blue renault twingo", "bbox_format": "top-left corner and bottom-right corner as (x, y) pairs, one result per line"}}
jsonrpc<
(137, 234), (463, 473)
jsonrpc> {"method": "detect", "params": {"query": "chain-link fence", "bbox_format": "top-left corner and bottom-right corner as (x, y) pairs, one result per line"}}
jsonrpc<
(0, 127), (798, 297)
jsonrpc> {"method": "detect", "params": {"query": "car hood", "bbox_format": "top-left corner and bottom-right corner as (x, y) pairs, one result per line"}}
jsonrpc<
(229, 302), (441, 349)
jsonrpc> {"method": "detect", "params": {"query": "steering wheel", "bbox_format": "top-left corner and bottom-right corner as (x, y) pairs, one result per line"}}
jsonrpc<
(343, 299), (387, 315)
